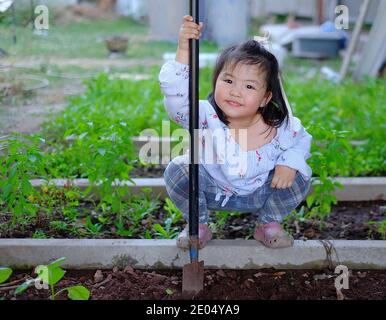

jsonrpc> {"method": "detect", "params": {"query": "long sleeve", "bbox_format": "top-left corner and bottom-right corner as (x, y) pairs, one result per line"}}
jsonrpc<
(276, 117), (313, 180)
(159, 60), (191, 130)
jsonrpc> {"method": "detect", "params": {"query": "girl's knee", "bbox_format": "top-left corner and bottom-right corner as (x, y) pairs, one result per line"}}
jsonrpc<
(298, 172), (311, 191)
(292, 172), (311, 202)
(164, 156), (189, 187)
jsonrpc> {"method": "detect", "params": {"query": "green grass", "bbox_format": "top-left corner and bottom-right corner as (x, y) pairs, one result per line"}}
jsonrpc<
(0, 17), (218, 60)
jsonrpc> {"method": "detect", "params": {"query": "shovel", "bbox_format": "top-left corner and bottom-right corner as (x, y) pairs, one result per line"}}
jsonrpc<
(182, 0), (204, 296)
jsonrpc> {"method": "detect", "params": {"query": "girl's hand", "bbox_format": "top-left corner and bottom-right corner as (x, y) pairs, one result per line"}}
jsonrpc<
(178, 15), (203, 51)
(271, 165), (297, 189)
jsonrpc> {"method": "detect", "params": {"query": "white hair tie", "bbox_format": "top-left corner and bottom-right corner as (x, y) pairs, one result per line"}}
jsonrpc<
(253, 31), (272, 52)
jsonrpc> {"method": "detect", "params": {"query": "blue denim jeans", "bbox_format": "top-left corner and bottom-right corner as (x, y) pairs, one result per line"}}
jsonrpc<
(164, 155), (311, 224)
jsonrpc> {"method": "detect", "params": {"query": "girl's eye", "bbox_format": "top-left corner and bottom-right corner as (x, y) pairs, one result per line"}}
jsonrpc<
(223, 79), (232, 84)
(246, 85), (255, 90)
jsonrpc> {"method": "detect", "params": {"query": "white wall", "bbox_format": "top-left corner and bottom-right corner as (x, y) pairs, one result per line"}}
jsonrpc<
(250, 0), (378, 23)
(250, 0), (316, 18)
(116, 0), (148, 20)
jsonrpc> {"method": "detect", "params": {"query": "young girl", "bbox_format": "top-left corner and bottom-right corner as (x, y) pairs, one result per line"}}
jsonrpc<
(159, 15), (312, 249)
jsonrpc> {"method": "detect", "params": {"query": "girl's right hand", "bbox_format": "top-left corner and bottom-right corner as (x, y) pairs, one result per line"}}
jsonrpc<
(178, 15), (203, 51)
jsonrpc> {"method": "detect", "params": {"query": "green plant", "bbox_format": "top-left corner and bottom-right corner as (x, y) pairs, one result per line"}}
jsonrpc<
(14, 257), (90, 300)
(0, 134), (48, 223)
(152, 221), (179, 239)
(163, 197), (183, 224)
(213, 210), (231, 230)
(304, 125), (347, 219)
(114, 220), (136, 237)
(150, 197), (183, 239)
(34, 184), (82, 220)
(0, 267), (12, 284)
(85, 216), (103, 235)
(367, 219), (386, 240)
(124, 190), (160, 227)
(165, 288), (174, 296)
(286, 74), (386, 177)
(32, 230), (47, 239)
(49, 220), (68, 233)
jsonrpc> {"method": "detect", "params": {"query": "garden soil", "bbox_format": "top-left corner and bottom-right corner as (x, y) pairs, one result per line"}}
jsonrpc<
(2, 267), (385, 300)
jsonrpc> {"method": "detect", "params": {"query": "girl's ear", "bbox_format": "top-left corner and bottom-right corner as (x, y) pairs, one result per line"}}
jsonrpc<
(261, 91), (273, 107)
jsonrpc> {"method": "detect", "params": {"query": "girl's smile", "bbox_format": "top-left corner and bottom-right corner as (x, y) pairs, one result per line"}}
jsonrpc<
(225, 99), (242, 107)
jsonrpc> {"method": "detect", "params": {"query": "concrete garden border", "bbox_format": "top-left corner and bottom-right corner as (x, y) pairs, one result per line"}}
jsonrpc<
(0, 239), (385, 270)
(30, 176), (386, 201)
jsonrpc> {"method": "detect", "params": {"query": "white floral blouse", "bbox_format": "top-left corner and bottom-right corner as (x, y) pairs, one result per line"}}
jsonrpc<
(159, 60), (313, 207)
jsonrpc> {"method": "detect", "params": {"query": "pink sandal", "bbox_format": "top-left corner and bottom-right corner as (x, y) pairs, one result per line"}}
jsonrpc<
(253, 221), (294, 248)
(176, 224), (212, 249)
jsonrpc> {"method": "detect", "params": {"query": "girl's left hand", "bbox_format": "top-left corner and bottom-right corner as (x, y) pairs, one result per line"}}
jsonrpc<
(271, 165), (297, 189)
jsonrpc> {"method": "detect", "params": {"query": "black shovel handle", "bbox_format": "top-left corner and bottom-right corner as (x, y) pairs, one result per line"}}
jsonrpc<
(188, 0), (200, 241)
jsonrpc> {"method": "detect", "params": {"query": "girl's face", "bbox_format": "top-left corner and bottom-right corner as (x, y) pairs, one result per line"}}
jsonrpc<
(214, 62), (272, 125)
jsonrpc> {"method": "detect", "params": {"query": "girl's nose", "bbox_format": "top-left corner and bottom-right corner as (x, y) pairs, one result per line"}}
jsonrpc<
(229, 84), (242, 97)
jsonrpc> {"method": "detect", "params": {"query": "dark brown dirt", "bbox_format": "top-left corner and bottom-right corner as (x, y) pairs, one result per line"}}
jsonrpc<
(2, 267), (385, 300)
(285, 201), (386, 241)
(1, 201), (385, 240)
(129, 163), (167, 178)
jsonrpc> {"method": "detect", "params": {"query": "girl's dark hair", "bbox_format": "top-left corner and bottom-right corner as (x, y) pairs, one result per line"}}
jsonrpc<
(207, 40), (289, 132)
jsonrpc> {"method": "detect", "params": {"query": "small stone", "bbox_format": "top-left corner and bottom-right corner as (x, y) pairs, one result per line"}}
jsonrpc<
(94, 270), (104, 283)
(123, 265), (134, 273)
(216, 270), (226, 278)
(153, 291), (162, 300)
(244, 279), (253, 289)
(357, 271), (367, 278)
(272, 272), (286, 277)
(313, 274), (332, 281)
(336, 288), (345, 300)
